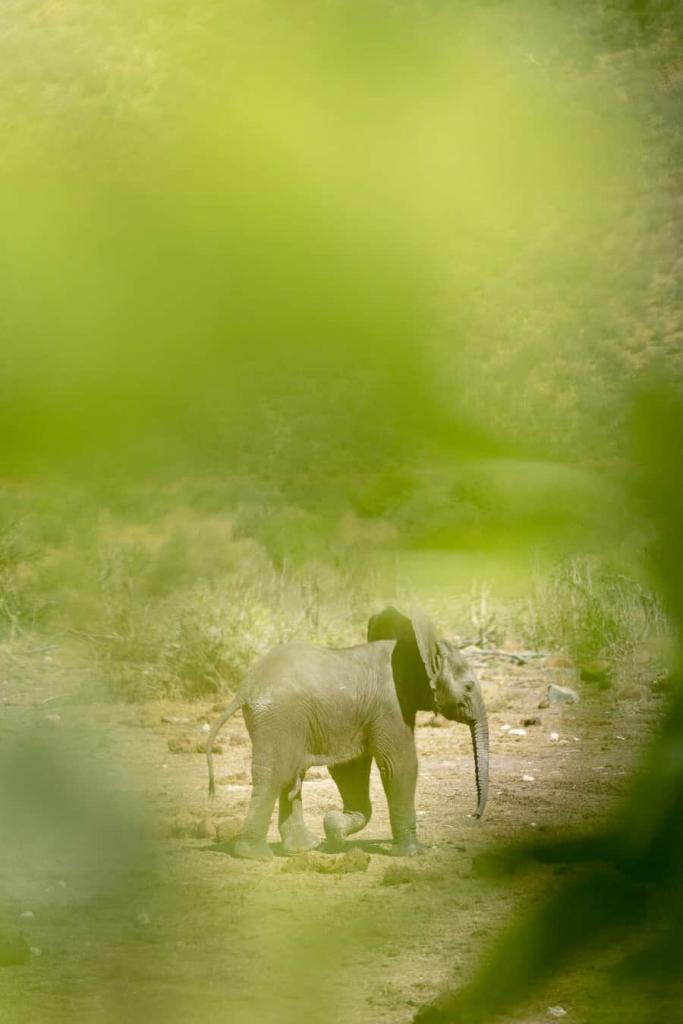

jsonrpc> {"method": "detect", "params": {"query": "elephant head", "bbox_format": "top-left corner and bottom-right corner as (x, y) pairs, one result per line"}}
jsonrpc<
(368, 605), (489, 818)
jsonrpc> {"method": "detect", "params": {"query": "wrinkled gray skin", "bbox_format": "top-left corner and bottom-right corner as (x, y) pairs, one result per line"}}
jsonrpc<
(206, 606), (488, 860)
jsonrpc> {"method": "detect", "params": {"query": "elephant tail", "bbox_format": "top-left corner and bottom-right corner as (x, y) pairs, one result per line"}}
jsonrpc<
(207, 695), (243, 798)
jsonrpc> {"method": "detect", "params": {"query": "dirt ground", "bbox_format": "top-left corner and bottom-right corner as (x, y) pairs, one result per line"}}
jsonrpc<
(0, 650), (664, 1024)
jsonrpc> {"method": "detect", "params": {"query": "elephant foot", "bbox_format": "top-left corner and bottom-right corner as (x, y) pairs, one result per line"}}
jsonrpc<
(390, 837), (428, 858)
(323, 810), (350, 851)
(233, 838), (274, 861)
(280, 828), (318, 856)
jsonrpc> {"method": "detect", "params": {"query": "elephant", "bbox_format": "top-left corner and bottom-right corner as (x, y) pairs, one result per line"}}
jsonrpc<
(206, 606), (489, 860)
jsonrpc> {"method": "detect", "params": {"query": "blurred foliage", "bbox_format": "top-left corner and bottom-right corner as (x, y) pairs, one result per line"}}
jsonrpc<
(520, 557), (668, 668)
(1, 0), (679, 490)
(413, 391), (683, 1024)
(0, 1), (682, 1022)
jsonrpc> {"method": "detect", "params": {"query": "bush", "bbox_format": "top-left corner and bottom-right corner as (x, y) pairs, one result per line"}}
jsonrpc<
(519, 556), (667, 670)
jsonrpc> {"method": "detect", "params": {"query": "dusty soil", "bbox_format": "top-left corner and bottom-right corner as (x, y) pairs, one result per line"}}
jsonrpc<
(0, 652), (664, 1024)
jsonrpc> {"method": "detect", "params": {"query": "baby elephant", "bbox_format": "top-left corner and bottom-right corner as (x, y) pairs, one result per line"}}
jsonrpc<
(206, 606), (489, 859)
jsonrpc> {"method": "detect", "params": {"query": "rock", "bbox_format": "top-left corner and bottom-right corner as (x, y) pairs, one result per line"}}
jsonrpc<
(196, 817), (217, 839)
(547, 684), (579, 705)
(500, 723), (511, 732)
(549, 731), (560, 742)
(523, 716), (541, 727)
(547, 1008), (567, 1018)
(521, 774), (535, 782)
(199, 723), (210, 734)
(508, 728), (527, 738)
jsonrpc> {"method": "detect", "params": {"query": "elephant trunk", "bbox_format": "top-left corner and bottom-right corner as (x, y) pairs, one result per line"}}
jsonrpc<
(469, 705), (489, 819)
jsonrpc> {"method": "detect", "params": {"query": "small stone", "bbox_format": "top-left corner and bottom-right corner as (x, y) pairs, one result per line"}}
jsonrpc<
(199, 723), (210, 734)
(549, 732), (560, 742)
(547, 684), (579, 704)
(547, 1008), (567, 1018)
(508, 728), (527, 738)
(500, 723), (511, 732)
(522, 774), (535, 782)
(135, 912), (150, 926)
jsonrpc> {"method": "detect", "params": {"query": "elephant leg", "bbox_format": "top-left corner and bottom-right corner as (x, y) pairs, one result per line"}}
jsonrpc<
(234, 761), (279, 860)
(375, 737), (426, 857)
(279, 776), (317, 854)
(324, 756), (372, 851)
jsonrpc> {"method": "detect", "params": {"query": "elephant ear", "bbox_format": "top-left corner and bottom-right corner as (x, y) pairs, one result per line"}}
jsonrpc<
(409, 607), (441, 682)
